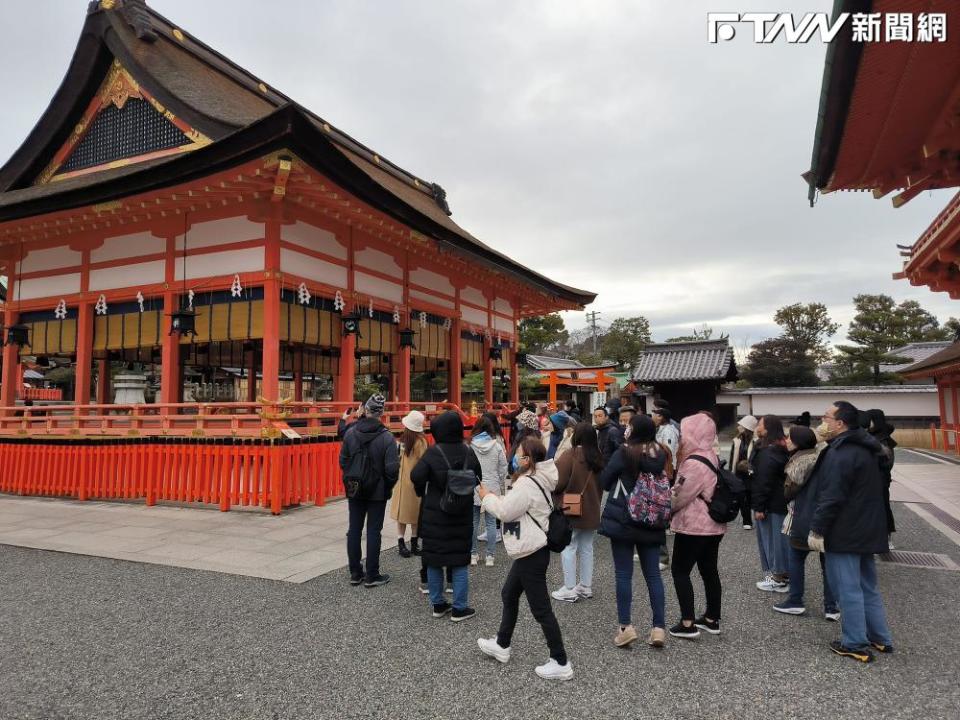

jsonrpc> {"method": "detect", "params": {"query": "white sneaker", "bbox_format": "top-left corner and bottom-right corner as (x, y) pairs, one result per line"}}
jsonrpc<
(477, 533), (486, 542)
(658, 562), (668, 571)
(477, 637), (511, 663)
(824, 610), (841, 622)
(756, 577), (789, 593)
(574, 583), (593, 599)
(535, 658), (573, 681)
(743, 524), (753, 530)
(471, 553), (479, 566)
(496, 530), (503, 543)
(419, 585), (430, 595)
(485, 555), (494, 567)
(551, 586), (580, 603)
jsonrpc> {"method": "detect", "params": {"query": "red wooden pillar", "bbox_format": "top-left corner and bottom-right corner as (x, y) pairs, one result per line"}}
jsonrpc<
(449, 318), (462, 407)
(96, 359), (111, 405)
(74, 302), (94, 408)
(0, 308), (19, 412)
(338, 332), (357, 403)
(482, 337), (493, 408)
(262, 220), (282, 402)
(510, 349), (520, 405)
(938, 379), (948, 451)
(951, 378), (959, 455)
(160, 292), (182, 410)
(398, 345), (412, 404)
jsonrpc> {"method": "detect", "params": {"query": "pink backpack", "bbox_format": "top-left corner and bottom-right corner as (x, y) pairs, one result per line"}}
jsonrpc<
(627, 471), (673, 529)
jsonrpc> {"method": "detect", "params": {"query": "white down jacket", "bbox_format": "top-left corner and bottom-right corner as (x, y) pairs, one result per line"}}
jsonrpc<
(480, 459), (559, 559)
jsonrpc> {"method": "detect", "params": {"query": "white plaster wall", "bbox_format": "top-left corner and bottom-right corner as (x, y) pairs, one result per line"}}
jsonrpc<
(354, 271), (403, 303)
(92, 232), (166, 263)
(175, 248), (264, 281)
(494, 297), (513, 315)
(18, 246), (82, 274)
(493, 315), (514, 334)
(282, 221), (346, 260)
(410, 267), (454, 297)
(90, 261), (165, 291)
(281, 248), (347, 287)
(410, 288), (454, 310)
(733, 390), (938, 419)
(461, 305), (488, 326)
(354, 247), (402, 279)
(18, 273), (81, 300)
(176, 217), (264, 250)
(461, 286), (486, 307)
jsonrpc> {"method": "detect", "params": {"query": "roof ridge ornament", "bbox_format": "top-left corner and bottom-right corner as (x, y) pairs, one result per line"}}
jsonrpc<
(95, 0), (158, 42)
(430, 182), (452, 216)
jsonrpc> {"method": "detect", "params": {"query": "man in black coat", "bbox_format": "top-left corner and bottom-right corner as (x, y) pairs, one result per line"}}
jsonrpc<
(411, 410), (481, 621)
(592, 406), (623, 464)
(807, 401), (893, 663)
(750, 416), (790, 590)
(338, 394), (400, 588)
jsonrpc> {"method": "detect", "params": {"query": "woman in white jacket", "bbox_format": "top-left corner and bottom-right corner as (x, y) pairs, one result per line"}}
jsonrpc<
(475, 437), (573, 682)
(470, 415), (508, 566)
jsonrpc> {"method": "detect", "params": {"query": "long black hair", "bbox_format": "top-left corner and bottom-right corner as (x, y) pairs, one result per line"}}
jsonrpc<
(571, 421), (603, 473)
(482, 411), (504, 441)
(761, 414), (786, 445)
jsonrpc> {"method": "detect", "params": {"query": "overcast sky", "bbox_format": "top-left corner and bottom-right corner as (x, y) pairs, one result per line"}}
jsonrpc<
(0, 0), (955, 350)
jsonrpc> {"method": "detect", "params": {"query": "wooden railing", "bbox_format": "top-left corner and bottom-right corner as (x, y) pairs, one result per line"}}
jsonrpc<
(0, 386), (64, 402)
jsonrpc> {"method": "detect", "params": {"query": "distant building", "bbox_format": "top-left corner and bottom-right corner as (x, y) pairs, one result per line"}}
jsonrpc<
(816, 342), (951, 385)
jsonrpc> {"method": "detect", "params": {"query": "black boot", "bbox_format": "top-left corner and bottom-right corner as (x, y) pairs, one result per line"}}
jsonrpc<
(410, 537), (421, 556)
(398, 538), (411, 558)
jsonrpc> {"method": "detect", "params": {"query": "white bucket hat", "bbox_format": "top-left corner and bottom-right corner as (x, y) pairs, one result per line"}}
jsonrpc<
(738, 415), (759, 432)
(401, 410), (425, 433)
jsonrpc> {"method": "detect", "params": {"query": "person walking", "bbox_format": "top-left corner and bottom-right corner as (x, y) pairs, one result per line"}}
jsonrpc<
(729, 415), (758, 529)
(476, 437), (573, 681)
(668, 412), (727, 639)
(652, 407), (680, 472)
(546, 410), (572, 460)
(338, 394), (400, 587)
(598, 414), (670, 648)
(411, 411), (481, 622)
(509, 409), (541, 473)
(808, 401), (894, 663)
(550, 421), (603, 603)
(471, 415), (508, 567)
(390, 410), (428, 558)
(593, 405), (623, 463)
(774, 425), (838, 620)
(751, 415), (791, 593)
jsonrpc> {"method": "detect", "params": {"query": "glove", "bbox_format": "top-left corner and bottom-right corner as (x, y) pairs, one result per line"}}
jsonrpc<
(807, 532), (825, 553)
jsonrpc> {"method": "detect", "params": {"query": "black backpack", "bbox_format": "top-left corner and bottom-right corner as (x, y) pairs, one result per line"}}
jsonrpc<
(526, 476), (573, 553)
(437, 446), (477, 514)
(342, 427), (387, 500)
(687, 454), (745, 524)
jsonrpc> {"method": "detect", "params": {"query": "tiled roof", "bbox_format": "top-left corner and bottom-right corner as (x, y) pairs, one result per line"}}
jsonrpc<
(901, 342), (960, 378)
(632, 339), (736, 383)
(879, 341), (953, 373)
(525, 355), (585, 371)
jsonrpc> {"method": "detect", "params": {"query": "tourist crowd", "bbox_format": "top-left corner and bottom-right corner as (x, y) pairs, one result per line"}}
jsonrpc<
(338, 393), (897, 680)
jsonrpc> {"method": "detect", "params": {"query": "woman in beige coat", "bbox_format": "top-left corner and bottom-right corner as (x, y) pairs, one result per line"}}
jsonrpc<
(391, 410), (428, 558)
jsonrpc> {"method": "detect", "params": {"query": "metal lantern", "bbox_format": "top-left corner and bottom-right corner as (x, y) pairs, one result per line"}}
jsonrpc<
(5, 323), (30, 347)
(515, 352), (527, 366)
(341, 312), (361, 336)
(488, 346), (503, 361)
(169, 308), (197, 336)
(398, 327), (416, 349)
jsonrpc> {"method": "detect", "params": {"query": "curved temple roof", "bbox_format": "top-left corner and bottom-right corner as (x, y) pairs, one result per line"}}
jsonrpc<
(0, 0), (595, 310)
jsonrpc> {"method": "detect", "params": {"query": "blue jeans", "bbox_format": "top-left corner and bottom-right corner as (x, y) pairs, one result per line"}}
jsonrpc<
(755, 513), (788, 576)
(471, 505), (496, 556)
(787, 546), (837, 612)
(346, 498), (387, 578)
(610, 539), (665, 628)
(561, 528), (596, 590)
(428, 565), (469, 610)
(825, 552), (893, 650)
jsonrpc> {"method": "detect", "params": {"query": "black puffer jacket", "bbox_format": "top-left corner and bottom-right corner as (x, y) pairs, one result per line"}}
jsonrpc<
(411, 411), (481, 567)
(597, 444), (667, 546)
(596, 422), (623, 464)
(337, 416), (399, 501)
(751, 443), (789, 515)
(808, 428), (891, 554)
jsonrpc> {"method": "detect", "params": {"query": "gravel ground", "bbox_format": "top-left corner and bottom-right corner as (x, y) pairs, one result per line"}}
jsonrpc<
(1, 504), (958, 720)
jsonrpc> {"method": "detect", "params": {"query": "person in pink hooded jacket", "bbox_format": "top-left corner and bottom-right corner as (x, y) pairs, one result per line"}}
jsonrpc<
(668, 411), (727, 640)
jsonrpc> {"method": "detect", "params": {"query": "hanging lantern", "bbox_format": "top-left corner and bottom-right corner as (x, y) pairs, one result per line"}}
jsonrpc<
(399, 327), (416, 349)
(5, 323), (30, 347)
(169, 304), (197, 337)
(488, 346), (503, 361)
(515, 352), (528, 366)
(340, 311), (361, 336)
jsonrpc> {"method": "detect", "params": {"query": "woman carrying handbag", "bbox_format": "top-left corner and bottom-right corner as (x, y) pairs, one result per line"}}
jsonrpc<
(550, 422), (603, 603)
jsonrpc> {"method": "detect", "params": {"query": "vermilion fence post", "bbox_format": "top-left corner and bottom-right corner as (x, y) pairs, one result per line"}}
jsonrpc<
(270, 439), (282, 515)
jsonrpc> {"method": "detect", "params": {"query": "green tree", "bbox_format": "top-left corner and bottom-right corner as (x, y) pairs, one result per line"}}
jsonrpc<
(741, 337), (818, 387)
(665, 324), (714, 343)
(945, 317), (960, 340)
(601, 316), (651, 372)
(518, 314), (568, 355)
(834, 294), (948, 384)
(773, 302), (839, 363)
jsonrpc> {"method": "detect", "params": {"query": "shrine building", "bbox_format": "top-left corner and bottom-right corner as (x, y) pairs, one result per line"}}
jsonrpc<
(0, 0), (594, 512)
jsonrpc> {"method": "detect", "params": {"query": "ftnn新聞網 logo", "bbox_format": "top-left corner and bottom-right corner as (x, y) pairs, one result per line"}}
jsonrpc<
(707, 11), (948, 44)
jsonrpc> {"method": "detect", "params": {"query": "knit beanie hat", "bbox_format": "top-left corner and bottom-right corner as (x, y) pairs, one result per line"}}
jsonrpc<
(517, 409), (539, 430)
(364, 394), (386, 417)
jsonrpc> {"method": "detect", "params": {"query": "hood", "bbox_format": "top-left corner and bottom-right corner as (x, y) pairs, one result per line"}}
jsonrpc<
(679, 413), (717, 456)
(471, 432), (497, 454)
(528, 458), (559, 491)
(431, 410), (465, 444)
(351, 416), (387, 441)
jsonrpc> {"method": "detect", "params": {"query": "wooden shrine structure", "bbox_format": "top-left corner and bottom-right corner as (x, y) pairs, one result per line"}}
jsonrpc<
(0, 0), (594, 512)
(805, 1), (960, 449)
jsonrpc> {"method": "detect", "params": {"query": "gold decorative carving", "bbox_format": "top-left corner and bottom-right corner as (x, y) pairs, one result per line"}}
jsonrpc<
(173, 28), (185, 41)
(258, 83), (268, 93)
(100, 0), (117, 9)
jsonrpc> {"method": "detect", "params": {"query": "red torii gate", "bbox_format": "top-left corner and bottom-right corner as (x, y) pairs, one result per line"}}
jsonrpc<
(538, 365), (617, 408)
